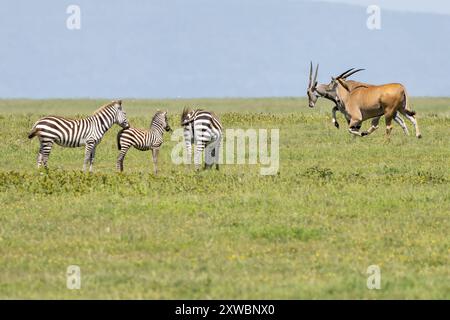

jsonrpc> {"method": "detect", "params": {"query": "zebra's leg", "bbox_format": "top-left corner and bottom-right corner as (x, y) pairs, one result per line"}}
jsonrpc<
(183, 129), (193, 167)
(185, 141), (193, 167)
(152, 148), (159, 175)
(83, 142), (95, 172)
(37, 141), (44, 168)
(116, 146), (129, 172)
(194, 143), (205, 171)
(394, 114), (409, 136)
(211, 137), (221, 170)
(214, 141), (220, 170)
(89, 145), (97, 172)
(204, 143), (214, 169)
(40, 139), (53, 169)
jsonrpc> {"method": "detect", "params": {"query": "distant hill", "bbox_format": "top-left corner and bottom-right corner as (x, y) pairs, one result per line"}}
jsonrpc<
(0, 0), (449, 98)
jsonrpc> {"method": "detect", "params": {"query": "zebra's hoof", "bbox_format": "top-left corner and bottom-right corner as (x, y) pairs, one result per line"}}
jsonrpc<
(361, 131), (369, 137)
(334, 122), (340, 129)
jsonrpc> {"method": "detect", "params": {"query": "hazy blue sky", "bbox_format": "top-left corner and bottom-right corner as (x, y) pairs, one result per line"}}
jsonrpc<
(309, 0), (450, 15)
(0, 0), (449, 98)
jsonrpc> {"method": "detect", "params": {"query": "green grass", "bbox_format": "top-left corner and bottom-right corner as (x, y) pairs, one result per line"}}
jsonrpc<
(0, 98), (449, 299)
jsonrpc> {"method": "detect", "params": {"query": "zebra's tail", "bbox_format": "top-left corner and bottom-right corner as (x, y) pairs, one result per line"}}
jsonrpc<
(28, 123), (39, 139)
(117, 128), (125, 150)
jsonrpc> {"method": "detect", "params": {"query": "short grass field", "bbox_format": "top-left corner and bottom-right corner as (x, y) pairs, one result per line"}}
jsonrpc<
(0, 98), (449, 299)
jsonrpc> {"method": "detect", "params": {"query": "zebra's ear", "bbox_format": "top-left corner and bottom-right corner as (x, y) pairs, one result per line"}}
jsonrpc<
(114, 100), (123, 109)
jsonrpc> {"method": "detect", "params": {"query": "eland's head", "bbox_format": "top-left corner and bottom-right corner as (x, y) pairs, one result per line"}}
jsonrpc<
(322, 68), (366, 101)
(307, 62), (320, 108)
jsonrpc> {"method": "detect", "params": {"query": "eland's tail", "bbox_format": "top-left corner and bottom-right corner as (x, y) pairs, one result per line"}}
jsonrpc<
(402, 89), (416, 116)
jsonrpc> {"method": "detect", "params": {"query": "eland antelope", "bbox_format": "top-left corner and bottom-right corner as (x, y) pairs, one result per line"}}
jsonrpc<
(308, 65), (421, 138)
(307, 63), (410, 135)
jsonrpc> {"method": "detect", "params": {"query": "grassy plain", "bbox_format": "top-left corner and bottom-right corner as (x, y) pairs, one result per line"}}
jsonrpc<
(0, 98), (449, 299)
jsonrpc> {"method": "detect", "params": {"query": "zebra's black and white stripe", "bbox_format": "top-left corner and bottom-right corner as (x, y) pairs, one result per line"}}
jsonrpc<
(117, 110), (171, 174)
(181, 108), (223, 170)
(28, 100), (129, 171)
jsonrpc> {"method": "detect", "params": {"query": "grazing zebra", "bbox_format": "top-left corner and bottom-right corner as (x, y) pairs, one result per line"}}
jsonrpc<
(116, 110), (172, 174)
(28, 100), (129, 171)
(181, 107), (223, 170)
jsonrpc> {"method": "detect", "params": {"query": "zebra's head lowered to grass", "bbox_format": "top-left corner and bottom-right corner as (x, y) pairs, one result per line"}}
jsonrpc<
(152, 110), (172, 132)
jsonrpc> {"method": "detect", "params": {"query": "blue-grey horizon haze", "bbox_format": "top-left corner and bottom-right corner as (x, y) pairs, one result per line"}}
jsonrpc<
(309, 0), (450, 15)
(0, 0), (449, 98)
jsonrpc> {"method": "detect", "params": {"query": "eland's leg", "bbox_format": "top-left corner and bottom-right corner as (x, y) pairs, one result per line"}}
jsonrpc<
(394, 114), (409, 135)
(385, 115), (394, 140)
(401, 111), (422, 139)
(361, 117), (381, 136)
(332, 106), (340, 129)
(348, 118), (363, 137)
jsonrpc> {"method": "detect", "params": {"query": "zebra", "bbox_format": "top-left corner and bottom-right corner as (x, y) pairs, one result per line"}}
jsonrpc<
(116, 110), (172, 174)
(181, 107), (223, 170)
(28, 100), (129, 172)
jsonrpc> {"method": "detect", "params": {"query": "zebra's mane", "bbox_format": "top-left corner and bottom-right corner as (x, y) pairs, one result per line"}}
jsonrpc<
(181, 107), (200, 125)
(181, 107), (191, 124)
(93, 100), (120, 115)
(151, 110), (165, 126)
